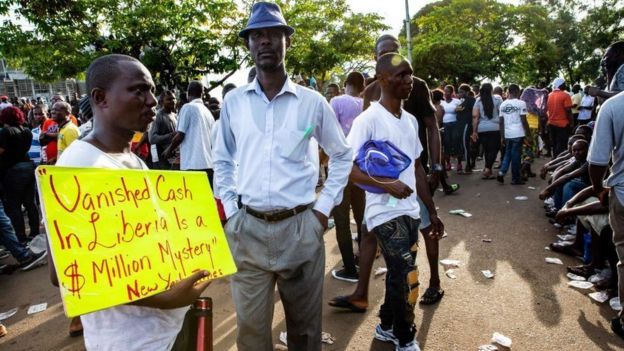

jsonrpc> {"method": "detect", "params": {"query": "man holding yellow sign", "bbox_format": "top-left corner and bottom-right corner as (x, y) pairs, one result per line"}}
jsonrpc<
(39, 54), (234, 350)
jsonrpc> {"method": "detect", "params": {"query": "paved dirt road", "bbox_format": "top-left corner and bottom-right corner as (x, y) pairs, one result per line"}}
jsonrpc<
(1, 158), (623, 350)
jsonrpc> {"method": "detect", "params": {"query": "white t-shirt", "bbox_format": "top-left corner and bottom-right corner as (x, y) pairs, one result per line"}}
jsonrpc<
(346, 102), (423, 231)
(177, 98), (215, 170)
(578, 95), (595, 121)
(440, 98), (461, 123)
(499, 98), (527, 139)
(56, 140), (188, 351)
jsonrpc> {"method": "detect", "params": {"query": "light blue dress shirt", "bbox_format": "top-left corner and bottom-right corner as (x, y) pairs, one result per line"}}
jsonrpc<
(213, 78), (352, 218)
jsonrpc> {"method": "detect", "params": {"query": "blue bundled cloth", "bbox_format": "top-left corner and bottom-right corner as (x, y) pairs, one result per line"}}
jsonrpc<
(354, 140), (411, 194)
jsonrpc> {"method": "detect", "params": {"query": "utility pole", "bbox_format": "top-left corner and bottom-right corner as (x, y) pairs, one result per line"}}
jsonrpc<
(404, 0), (412, 63)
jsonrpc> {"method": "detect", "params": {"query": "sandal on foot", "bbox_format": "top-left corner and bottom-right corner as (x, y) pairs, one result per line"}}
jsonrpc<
(419, 287), (444, 305)
(328, 296), (367, 313)
(69, 316), (83, 337)
(549, 242), (582, 257)
(566, 265), (595, 278)
(594, 278), (617, 291)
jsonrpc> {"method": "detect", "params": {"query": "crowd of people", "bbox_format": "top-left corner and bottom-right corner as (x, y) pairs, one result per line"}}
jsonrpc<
(534, 41), (624, 340)
(0, 2), (623, 350)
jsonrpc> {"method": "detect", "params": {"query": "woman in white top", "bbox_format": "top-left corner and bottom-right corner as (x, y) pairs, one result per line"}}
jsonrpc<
(471, 83), (504, 179)
(440, 85), (462, 170)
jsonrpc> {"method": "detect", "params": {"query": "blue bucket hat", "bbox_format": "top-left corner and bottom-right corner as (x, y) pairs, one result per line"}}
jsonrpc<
(239, 2), (294, 38)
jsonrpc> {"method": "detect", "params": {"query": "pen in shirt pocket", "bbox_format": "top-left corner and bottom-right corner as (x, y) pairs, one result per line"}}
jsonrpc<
(287, 125), (314, 158)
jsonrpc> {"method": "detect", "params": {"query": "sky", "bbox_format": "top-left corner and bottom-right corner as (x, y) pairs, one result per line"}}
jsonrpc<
(211, 0), (436, 97)
(346, 0), (434, 35)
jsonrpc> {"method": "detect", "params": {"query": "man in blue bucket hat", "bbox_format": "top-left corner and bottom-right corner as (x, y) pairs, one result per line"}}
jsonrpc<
(213, 2), (352, 350)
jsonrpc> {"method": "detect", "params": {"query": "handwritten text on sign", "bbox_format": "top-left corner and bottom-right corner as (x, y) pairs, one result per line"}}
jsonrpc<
(36, 166), (236, 318)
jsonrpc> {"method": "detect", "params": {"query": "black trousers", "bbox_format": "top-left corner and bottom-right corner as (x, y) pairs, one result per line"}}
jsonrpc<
(473, 131), (501, 169)
(548, 125), (570, 158)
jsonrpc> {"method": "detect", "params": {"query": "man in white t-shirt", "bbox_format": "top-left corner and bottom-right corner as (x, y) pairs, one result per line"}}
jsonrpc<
(163, 81), (215, 187)
(577, 86), (595, 124)
(52, 54), (211, 350)
(497, 84), (530, 185)
(346, 53), (443, 351)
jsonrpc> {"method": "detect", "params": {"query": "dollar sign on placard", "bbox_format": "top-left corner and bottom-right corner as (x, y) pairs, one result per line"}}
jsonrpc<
(63, 259), (85, 298)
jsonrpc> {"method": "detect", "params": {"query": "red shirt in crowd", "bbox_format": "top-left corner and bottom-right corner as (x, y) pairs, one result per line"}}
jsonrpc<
(546, 90), (573, 128)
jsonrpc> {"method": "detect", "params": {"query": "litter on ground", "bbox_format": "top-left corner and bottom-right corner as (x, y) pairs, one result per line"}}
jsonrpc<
(566, 273), (586, 281)
(545, 257), (563, 265)
(449, 209), (473, 218)
(321, 332), (335, 344)
(482, 270), (494, 279)
(0, 308), (18, 320)
(374, 267), (388, 277)
(491, 332), (512, 348)
(588, 291), (609, 303)
(440, 259), (461, 267)
(27, 303), (47, 315)
(567, 281), (594, 289)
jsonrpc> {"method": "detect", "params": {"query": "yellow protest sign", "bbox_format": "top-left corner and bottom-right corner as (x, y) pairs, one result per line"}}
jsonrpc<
(35, 166), (236, 318)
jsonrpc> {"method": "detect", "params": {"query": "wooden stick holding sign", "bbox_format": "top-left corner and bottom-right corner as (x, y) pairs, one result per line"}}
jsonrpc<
(35, 166), (236, 318)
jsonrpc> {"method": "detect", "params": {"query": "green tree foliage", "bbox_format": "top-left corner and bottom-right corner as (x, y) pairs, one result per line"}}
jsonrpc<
(2, 0), (387, 91)
(403, 0), (624, 87)
(0, 0), (244, 88)
(406, 0), (516, 84)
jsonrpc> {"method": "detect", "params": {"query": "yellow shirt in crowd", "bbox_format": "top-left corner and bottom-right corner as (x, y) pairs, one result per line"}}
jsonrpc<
(58, 122), (81, 156)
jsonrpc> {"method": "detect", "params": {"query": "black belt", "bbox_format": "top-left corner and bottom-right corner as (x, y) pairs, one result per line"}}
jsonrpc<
(242, 203), (312, 223)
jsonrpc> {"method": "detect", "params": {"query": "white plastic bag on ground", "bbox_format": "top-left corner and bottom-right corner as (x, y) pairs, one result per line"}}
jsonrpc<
(374, 267), (388, 277)
(0, 308), (18, 320)
(27, 303), (47, 314)
(482, 270), (494, 279)
(566, 273), (586, 281)
(491, 332), (512, 348)
(588, 291), (609, 303)
(545, 257), (563, 265)
(321, 332), (335, 344)
(440, 259), (461, 267)
(568, 281), (594, 289)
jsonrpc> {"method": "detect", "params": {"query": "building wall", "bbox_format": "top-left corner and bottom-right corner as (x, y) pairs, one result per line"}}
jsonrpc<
(1, 62), (85, 101)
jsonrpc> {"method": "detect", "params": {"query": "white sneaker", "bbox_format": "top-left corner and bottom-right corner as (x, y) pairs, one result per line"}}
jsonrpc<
(397, 341), (421, 351)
